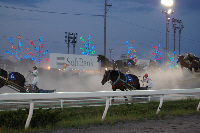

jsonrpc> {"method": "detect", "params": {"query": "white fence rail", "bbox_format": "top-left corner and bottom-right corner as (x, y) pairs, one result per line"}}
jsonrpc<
(1, 88), (200, 129)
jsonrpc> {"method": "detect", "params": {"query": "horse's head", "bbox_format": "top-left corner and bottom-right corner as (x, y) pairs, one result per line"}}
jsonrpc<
(97, 55), (105, 62)
(101, 69), (111, 85)
(177, 55), (185, 63)
(97, 55), (100, 62)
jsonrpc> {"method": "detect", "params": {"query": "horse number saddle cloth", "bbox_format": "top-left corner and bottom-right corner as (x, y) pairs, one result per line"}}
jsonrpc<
(8, 72), (16, 80)
(125, 74), (133, 81)
(127, 61), (132, 67)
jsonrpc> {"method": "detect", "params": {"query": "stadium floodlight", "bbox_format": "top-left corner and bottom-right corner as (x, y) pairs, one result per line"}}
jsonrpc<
(161, 0), (174, 7)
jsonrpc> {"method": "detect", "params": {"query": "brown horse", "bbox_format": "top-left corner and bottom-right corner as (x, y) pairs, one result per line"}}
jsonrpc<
(177, 55), (200, 72)
(0, 68), (26, 93)
(184, 53), (200, 72)
(177, 55), (191, 71)
(101, 70), (140, 101)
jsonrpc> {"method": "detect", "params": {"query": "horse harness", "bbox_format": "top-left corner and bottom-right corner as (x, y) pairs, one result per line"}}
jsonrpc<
(107, 70), (136, 90)
(0, 70), (15, 85)
(0, 73), (26, 92)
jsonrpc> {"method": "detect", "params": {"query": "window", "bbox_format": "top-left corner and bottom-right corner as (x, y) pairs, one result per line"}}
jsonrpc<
(56, 62), (64, 65)
(57, 57), (64, 60)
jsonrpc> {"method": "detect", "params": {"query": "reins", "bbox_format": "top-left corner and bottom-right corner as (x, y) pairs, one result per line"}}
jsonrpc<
(110, 70), (136, 90)
(111, 70), (121, 85)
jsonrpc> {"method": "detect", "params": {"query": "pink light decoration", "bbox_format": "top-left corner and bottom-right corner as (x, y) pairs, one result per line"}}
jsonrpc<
(28, 52), (35, 55)
(41, 44), (44, 49)
(45, 58), (50, 61)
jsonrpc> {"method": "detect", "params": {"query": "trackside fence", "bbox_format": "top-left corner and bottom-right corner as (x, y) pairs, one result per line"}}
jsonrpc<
(0, 88), (200, 129)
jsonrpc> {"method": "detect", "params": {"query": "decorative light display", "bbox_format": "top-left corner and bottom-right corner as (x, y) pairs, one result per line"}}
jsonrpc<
(28, 37), (50, 62)
(152, 43), (162, 61)
(126, 39), (136, 59)
(6, 35), (29, 60)
(168, 51), (178, 68)
(80, 34), (95, 55)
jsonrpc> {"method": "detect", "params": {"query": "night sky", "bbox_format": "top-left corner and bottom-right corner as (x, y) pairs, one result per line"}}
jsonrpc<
(0, 0), (199, 67)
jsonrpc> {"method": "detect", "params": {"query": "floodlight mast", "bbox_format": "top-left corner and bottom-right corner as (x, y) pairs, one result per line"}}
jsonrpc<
(161, 0), (174, 65)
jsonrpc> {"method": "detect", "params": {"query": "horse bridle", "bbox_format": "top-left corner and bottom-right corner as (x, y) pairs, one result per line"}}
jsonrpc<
(110, 71), (133, 89)
(104, 70), (111, 83)
(111, 70), (121, 85)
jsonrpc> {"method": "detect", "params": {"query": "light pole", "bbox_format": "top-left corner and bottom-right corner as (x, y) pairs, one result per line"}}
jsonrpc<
(65, 32), (78, 54)
(172, 18), (177, 52)
(172, 18), (184, 55)
(161, 0), (174, 64)
(104, 0), (112, 58)
(177, 20), (184, 55)
(109, 49), (113, 60)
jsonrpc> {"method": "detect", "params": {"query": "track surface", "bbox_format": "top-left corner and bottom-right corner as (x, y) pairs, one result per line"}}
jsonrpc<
(44, 115), (200, 133)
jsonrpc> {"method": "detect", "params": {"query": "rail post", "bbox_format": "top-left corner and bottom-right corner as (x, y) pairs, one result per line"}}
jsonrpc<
(61, 99), (63, 109)
(102, 97), (111, 121)
(156, 95), (164, 114)
(25, 100), (34, 129)
(197, 102), (200, 111)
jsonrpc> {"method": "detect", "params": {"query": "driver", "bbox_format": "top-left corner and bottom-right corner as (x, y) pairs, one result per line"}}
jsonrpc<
(30, 66), (39, 92)
(142, 73), (153, 90)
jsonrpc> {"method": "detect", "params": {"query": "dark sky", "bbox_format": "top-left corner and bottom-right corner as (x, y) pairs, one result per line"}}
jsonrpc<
(0, 0), (200, 67)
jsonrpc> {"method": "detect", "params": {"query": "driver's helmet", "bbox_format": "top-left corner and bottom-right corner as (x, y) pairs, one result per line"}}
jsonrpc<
(144, 73), (148, 77)
(33, 66), (37, 69)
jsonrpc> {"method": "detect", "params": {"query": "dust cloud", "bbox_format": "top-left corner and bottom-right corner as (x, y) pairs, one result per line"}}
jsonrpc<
(0, 62), (200, 93)
(135, 66), (200, 90)
(35, 66), (200, 92)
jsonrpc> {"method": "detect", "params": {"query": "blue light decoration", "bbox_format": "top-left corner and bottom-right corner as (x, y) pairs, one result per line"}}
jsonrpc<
(127, 61), (132, 67)
(80, 34), (95, 55)
(168, 51), (179, 68)
(152, 43), (162, 62)
(126, 39), (136, 59)
(6, 35), (29, 60)
(28, 37), (50, 63)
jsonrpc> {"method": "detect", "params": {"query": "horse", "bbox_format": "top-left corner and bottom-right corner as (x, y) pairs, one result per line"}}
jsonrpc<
(184, 53), (200, 72)
(184, 53), (199, 62)
(113, 59), (136, 73)
(101, 70), (140, 101)
(97, 54), (113, 68)
(0, 68), (26, 93)
(177, 54), (200, 72)
(177, 55), (191, 71)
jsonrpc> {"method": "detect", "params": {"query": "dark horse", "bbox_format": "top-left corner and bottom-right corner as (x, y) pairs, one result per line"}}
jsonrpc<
(113, 59), (136, 73)
(0, 68), (26, 93)
(101, 70), (140, 101)
(97, 54), (113, 68)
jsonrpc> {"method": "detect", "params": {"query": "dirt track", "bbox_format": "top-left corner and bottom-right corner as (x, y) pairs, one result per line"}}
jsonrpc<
(1, 91), (200, 133)
(44, 115), (200, 133)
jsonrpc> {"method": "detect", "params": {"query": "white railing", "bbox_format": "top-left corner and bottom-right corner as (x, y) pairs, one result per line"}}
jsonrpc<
(0, 88), (200, 129)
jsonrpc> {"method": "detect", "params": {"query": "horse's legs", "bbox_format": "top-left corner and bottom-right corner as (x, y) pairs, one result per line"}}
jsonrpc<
(121, 89), (128, 101)
(124, 96), (128, 101)
(112, 87), (116, 102)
